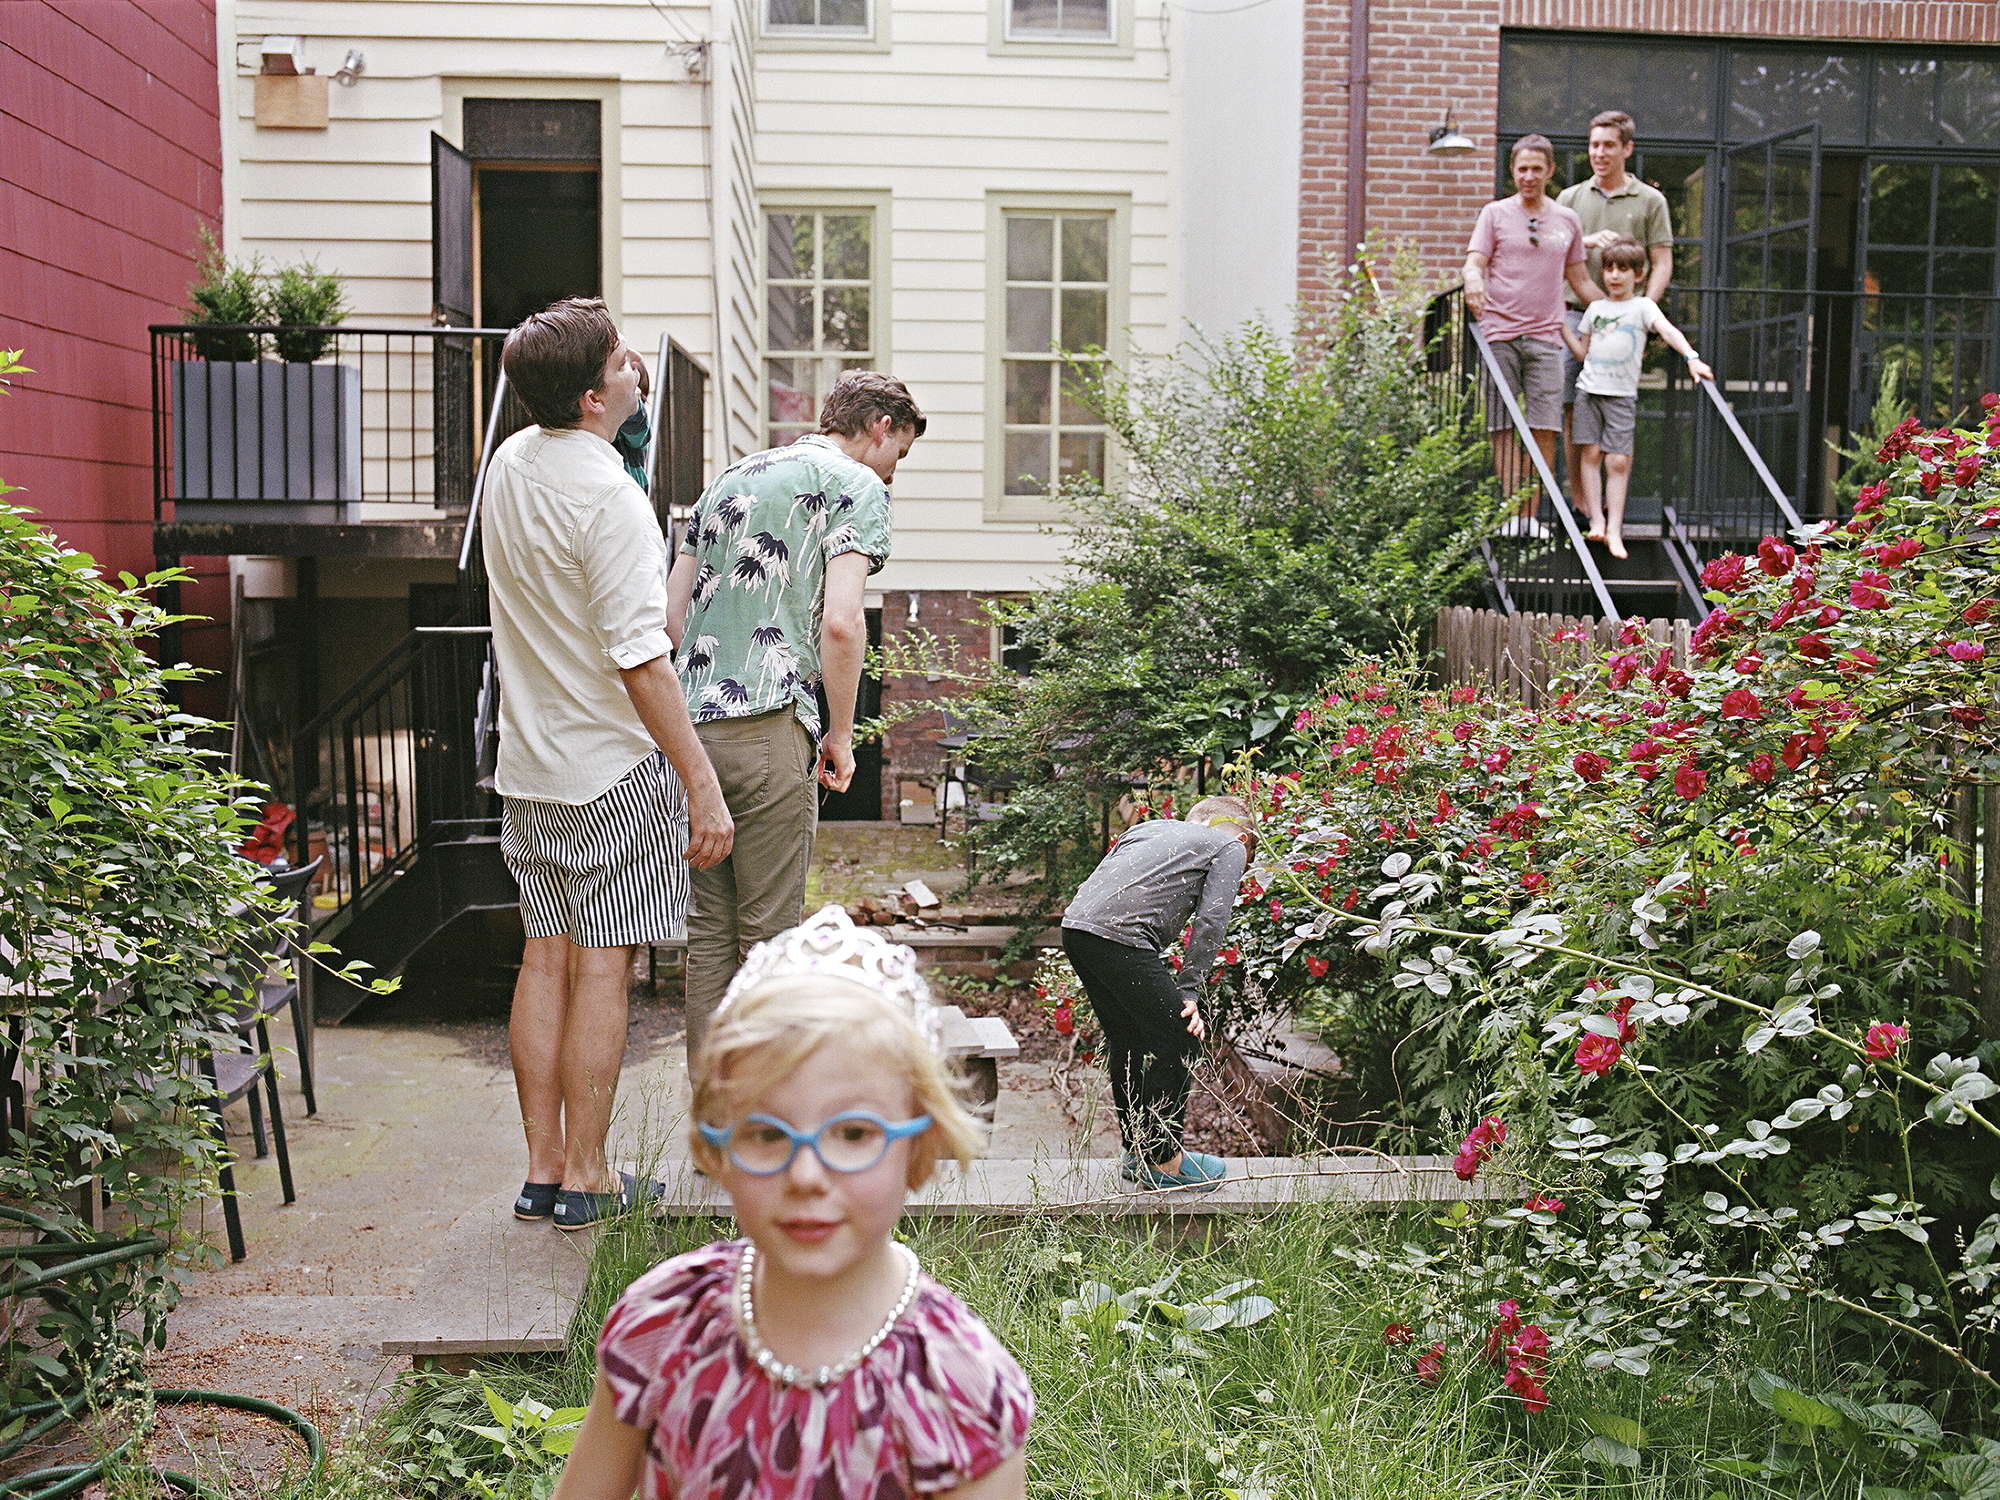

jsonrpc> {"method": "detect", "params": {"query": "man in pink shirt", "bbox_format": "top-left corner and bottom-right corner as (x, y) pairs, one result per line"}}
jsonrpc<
(1463, 133), (1603, 536)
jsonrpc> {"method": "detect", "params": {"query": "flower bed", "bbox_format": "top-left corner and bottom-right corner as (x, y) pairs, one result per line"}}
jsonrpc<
(1181, 396), (2000, 1433)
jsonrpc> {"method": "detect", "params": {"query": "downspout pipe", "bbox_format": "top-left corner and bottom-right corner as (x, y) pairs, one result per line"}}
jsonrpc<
(1345, 0), (1369, 266)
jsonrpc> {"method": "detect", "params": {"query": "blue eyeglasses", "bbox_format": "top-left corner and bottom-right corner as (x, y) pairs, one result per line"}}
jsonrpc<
(697, 1111), (934, 1177)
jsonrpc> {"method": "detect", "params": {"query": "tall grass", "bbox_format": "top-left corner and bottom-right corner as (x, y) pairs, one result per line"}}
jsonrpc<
(319, 1201), (1938, 1500)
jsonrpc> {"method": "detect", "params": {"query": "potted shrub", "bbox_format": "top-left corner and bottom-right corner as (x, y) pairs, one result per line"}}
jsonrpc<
(171, 234), (360, 508)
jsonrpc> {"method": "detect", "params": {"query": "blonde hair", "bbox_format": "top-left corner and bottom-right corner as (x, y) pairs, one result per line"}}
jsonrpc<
(1186, 794), (1258, 856)
(689, 973), (984, 1189)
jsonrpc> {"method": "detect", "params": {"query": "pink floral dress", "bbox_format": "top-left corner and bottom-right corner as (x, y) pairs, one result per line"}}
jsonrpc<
(596, 1239), (1034, 1499)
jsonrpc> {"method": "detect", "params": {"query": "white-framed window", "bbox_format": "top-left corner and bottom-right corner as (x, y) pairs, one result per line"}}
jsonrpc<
(991, 206), (1120, 511)
(1007, 0), (1110, 40)
(762, 0), (871, 37)
(762, 200), (887, 449)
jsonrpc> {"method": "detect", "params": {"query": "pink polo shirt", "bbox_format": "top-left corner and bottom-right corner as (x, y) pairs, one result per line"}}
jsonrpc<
(1467, 196), (1585, 343)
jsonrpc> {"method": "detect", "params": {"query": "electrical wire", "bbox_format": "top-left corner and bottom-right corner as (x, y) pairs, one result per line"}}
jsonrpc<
(0, 1206), (323, 1500)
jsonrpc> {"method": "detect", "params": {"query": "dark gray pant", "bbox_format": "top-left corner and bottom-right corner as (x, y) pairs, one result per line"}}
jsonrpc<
(1061, 927), (1197, 1166)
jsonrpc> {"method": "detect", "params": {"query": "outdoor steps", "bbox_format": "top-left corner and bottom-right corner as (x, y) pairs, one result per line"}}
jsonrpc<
(379, 1154), (1494, 1370)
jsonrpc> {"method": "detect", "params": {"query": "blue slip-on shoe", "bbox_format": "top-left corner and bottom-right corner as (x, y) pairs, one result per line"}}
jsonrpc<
(552, 1189), (622, 1231)
(1116, 1152), (1140, 1183)
(620, 1170), (667, 1208)
(1131, 1150), (1227, 1194)
(513, 1181), (561, 1221)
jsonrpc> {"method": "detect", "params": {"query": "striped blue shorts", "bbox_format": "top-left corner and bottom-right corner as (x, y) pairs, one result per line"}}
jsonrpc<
(501, 752), (689, 948)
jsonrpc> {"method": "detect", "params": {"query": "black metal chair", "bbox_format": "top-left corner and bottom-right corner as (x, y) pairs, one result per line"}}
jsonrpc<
(201, 1000), (295, 1263)
(245, 858), (323, 1117)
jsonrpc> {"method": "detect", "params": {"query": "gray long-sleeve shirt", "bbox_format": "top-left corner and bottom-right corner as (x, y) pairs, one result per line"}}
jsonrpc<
(1062, 820), (1248, 1000)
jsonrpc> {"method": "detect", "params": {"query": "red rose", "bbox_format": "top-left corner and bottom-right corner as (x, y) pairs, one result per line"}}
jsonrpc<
(1452, 1116), (1506, 1181)
(1748, 752), (1775, 782)
(1720, 688), (1764, 721)
(1862, 1021), (1907, 1060)
(1674, 761), (1707, 799)
(1481, 746), (1512, 774)
(1415, 1343), (1445, 1384)
(1503, 1361), (1549, 1414)
(1383, 1322), (1414, 1346)
(1700, 553), (1748, 593)
(1574, 1032), (1623, 1076)
(1507, 1324), (1551, 1371)
(1523, 1193), (1564, 1214)
(1572, 751), (1607, 783)
(1052, 1004), (1075, 1036)
(1757, 536), (1795, 576)
(1850, 573), (1891, 610)
(1219, 945), (1239, 964)
(1521, 870), (1547, 894)
(1839, 648), (1879, 676)
(1733, 651), (1764, 675)
(1607, 652), (1641, 689)
(1305, 955), (1330, 978)
(1270, 898), (1285, 923)
(1965, 600), (1994, 623)
(1952, 705), (1988, 726)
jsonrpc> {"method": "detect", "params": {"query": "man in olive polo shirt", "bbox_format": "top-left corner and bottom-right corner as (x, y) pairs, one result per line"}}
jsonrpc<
(1557, 109), (1674, 507)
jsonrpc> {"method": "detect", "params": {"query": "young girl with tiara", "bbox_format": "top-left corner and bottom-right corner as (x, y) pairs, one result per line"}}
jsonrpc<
(553, 907), (1034, 1500)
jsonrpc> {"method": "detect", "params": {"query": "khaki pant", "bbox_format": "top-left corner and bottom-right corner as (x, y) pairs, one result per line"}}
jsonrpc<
(683, 709), (818, 1064)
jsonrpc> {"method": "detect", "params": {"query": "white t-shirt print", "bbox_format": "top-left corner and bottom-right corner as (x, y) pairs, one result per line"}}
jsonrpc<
(1576, 296), (1665, 399)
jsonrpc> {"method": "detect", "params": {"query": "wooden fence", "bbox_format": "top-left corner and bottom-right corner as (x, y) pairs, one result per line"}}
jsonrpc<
(1431, 606), (1692, 706)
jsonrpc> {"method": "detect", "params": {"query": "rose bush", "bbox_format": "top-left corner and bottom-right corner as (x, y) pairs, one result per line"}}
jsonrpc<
(1200, 396), (2000, 1411)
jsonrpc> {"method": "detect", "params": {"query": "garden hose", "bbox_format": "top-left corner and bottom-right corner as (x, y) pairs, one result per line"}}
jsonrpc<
(0, 1205), (324, 1500)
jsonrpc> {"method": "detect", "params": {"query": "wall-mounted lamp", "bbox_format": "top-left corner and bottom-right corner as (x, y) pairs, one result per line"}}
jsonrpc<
(260, 35), (307, 75)
(332, 48), (365, 85)
(1427, 107), (1476, 157)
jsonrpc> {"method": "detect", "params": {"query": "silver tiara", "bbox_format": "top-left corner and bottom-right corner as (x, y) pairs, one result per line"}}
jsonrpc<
(715, 904), (942, 1053)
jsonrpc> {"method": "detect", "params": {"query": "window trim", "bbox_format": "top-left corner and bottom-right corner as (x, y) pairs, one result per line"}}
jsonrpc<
(984, 191), (1130, 523)
(990, 0), (1135, 59)
(758, 0), (890, 54)
(759, 190), (894, 454)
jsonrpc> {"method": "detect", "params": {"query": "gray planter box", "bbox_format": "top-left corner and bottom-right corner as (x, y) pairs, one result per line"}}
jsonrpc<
(171, 360), (361, 503)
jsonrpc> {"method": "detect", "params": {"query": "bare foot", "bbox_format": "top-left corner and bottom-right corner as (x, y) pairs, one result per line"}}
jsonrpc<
(1584, 527), (1607, 543)
(1608, 535), (1628, 560)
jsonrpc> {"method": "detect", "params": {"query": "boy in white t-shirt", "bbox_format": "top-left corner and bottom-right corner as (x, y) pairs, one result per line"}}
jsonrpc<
(1560, 237), (1712, 559)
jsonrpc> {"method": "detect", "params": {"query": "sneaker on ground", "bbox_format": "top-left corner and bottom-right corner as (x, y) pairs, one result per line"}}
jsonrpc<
(1131, 1149), (1227, 1194)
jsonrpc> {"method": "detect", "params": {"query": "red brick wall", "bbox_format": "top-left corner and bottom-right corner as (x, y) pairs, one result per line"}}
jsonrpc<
(0, 0), (229, 714)
(877, 590), (1002, 822)
(1300, 0), (2000, 296)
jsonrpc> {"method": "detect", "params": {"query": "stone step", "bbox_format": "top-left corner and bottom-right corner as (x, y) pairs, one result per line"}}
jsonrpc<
(377, 1153), (1496, 1368)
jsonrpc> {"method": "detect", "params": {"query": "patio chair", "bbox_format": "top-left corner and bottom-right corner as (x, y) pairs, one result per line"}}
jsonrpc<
(243, 858), (323, 1116)
(205, 949), (297, 1263)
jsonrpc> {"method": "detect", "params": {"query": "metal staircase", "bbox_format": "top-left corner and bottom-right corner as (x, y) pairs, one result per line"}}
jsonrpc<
(1426, 287), (1806, 626)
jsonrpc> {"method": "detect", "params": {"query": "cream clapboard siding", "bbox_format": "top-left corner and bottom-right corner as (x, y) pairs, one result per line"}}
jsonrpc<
(755, 1), (1175, 594)
(221, 0), (749, 509)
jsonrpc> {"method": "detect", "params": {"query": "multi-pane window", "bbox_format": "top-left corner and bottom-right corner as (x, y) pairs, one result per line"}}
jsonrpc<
(764, 210), (873, 449)
(1001, 213), (1110, 497)
(1007, 0), (1110, 41)
(765, 0), (867, 33)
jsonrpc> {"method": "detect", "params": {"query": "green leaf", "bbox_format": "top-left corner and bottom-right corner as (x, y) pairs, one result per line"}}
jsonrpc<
(1581, 1435), (1641, 1469)
(1745, 1368), (1787, 1411)
(1868, 1404), (1944, 1448)
(1580, 1409), (1645, 1449)
(482, 1384), (514, 1428)
(1772, 1388), (1844, 1429)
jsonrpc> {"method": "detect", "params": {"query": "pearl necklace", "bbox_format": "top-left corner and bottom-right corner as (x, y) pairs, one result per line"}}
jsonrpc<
(734, 1242), (919, 1390)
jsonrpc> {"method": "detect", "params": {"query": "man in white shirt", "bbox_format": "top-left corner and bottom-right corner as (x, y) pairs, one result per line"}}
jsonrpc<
(485, 298), (733, 1230)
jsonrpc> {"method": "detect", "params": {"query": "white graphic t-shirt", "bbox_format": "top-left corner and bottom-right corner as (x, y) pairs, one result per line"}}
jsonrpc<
(1576, 296), (1665, 399)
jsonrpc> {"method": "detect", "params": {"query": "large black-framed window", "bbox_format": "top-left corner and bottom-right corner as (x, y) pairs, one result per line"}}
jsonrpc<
(1498, 33), (2000, 516)
(1499, 35), (2000, 157)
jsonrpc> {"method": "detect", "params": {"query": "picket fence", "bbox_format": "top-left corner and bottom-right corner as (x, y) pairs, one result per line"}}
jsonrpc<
(1431, 606), (1691, 707)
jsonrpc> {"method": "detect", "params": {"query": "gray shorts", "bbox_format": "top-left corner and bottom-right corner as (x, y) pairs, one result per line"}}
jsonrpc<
(1481, 335), (1564, 433)
(1561, 307), (1585, 405)
(502, 752), (689, 947)
(1571, 390), (1637, 455)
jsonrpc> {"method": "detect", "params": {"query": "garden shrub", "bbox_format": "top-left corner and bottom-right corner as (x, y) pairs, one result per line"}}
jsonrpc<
(875, 245), (1502, 922)
(0, 350), (367, 1397)
(1196, 394), (2000, 1413)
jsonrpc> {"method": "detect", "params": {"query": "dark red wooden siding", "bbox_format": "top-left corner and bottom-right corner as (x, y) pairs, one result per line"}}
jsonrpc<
(0, 0), (229, 709)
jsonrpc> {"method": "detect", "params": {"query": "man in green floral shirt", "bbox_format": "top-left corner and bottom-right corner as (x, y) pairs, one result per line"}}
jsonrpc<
(664, 370), (923, 1058)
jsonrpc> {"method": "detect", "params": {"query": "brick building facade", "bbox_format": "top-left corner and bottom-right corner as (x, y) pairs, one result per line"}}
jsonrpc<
(1300, 0), (2000, 292)
(1, 1), (230, 716)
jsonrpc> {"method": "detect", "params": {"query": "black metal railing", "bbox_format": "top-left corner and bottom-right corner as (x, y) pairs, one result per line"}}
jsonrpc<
(150, 324), (510, 520)
(1425, 287), (1617, 619)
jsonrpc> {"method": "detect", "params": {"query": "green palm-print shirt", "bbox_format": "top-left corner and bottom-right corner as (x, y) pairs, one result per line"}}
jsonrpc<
(675, 435), (891, 735)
